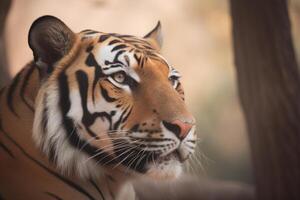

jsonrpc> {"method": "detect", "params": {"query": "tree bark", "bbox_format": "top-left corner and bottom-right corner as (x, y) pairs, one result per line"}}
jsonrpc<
(0, 0), (11, 87)
(230, 0), (300, 199)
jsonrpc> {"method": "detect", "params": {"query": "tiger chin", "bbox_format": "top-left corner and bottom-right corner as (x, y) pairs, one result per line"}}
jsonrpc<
(22, 14), (196, 186)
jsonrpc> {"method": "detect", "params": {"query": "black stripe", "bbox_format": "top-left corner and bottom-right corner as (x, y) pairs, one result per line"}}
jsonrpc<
(134, 54), (141, 66)
(80, 29), (93, 33)
(113, 106), (130, 130)
(20, 65), (35, 112)
(75, 71), (98, 138)
(108, 39), (121, 45)
(76, 70), (115, 137)
(0, 141), (14, 158)
(44, 192), (64, 200)
(98, 35), (110, 43)
(0, 127), (96, 200)
(100, 85), (117, 103)
(117, 35), (134, 38)
(85, 53), (99, 67)
(89, 179), (105, 200)
(86, 44), (94, 53)
(113, 50), (126, 63)
(84, 31), (100, 35)
(111, 44), (127, 52)
(103, 50), (125, 66)
(108, 33), (119, 37)
(48, 142), (57, 164)
(85, 52), (105, 104)
(141, 56), (146, 68)
(121, 107), (132, 123)
(120, 107), (133, 129)
(7, 70), (23, 117)
(41, 96), (48, 135)
(108, 64), (123, 69)
(58, 71), (115, 165)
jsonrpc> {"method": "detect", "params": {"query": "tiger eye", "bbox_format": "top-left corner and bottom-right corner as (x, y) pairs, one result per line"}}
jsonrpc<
(112, 72), (126, 83)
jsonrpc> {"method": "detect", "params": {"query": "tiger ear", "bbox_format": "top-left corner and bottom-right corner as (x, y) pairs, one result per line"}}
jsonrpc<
(144, 21), (163, 50)
(28, 15), (75, 74)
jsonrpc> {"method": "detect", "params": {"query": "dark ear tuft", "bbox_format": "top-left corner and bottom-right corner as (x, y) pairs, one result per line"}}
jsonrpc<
(144, 21), (163, 50)
(28, 15), (75, 73)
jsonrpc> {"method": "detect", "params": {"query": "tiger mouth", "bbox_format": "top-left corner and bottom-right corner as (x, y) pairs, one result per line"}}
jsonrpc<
(157, 149), (189, 163)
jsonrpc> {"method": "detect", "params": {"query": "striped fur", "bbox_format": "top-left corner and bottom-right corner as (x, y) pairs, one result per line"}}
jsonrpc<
(0, 16), (196, 199)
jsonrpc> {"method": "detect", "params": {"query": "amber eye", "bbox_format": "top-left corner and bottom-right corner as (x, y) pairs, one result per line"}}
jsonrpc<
(111, 71), (126, 84)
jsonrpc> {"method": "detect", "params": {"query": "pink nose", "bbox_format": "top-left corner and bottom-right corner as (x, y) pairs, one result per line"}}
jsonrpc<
(171, 119), (193, 139)
(163, 119), (194, 140)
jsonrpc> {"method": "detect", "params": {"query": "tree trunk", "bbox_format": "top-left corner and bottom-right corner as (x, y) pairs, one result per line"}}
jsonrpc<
(230, 0), (300, 199)
(0, 0), (11, 87)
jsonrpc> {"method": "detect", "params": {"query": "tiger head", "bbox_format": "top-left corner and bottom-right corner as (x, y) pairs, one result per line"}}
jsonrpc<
(31, 16), (196, 180)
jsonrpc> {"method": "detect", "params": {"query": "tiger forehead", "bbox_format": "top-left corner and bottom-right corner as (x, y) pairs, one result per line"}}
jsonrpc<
(79, 31), (170, 71)
(80, 30), (156, 51)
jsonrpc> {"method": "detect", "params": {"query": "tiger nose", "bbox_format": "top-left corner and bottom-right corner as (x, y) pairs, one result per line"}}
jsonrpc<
(162, 119), (194, 140)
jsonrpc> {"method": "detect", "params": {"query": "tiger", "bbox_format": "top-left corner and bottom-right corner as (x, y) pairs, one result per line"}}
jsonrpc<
(0, 15), (196, 200)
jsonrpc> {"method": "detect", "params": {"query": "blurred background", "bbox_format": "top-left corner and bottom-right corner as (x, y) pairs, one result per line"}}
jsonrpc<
(3, 0), (300, 185)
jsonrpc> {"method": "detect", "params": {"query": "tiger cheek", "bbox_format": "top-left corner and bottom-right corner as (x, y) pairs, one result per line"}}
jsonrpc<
(89, 121), (114, 154)
(125, 104), (152, 129)
(176, 83), (185, 101)
(89, 118), (111, 136)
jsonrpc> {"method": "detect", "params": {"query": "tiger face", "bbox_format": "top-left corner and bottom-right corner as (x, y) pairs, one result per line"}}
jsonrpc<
(31, 16), (196, 179)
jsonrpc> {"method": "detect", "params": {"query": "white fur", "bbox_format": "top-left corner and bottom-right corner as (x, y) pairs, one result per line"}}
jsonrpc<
(32, 37), (196, 180)
(33, 80), (100, 179)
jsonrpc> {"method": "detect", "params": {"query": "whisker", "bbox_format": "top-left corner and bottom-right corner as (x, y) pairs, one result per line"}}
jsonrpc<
(77, 130), (132, 154)
(93, 142), (137, 166)
(151, 152), (157, 169)
(93, 146), (129, 166)
(112, 150), (136, 169)
(124, 143), (144, 174)
(134, 152), (147, 172)
(83, 141), (130, 164)
(112, 142), (144, 169)
(133, 146), (149, 171)
(102, 143), (139, 167)
(78, 136), (98, 153)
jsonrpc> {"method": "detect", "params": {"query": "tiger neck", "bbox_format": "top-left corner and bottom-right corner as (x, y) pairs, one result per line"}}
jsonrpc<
(1, 63), (134, 199)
